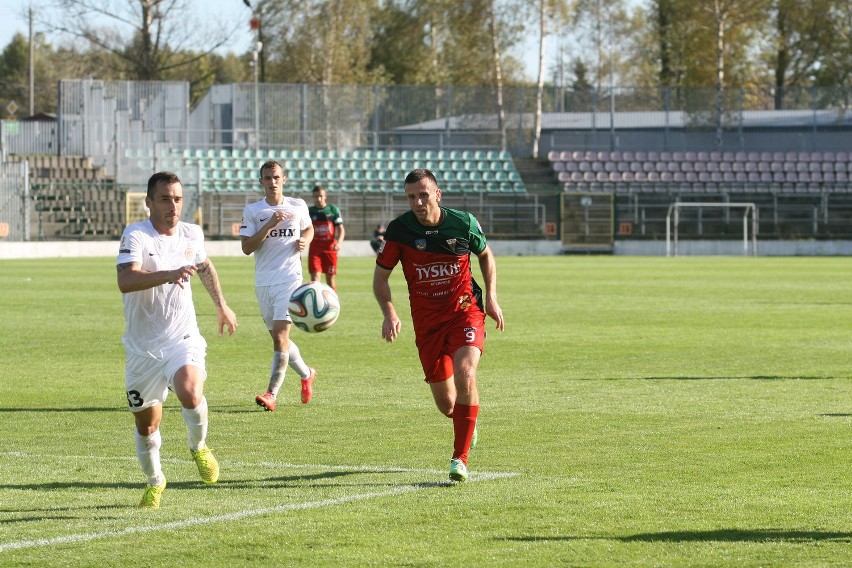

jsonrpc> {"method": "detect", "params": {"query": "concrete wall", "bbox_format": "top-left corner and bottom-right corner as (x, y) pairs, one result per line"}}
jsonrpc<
(0, 240), (376, 260)
(615, 240), (852, 256)
(1, 239), (850, 259)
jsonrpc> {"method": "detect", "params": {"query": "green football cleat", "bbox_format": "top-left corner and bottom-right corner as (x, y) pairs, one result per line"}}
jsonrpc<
(191, 445), (220, 484)
(449, 458), (469, 482)
(139, 479), (166, 509)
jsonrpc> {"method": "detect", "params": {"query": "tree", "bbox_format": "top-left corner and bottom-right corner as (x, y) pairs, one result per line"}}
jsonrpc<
(369, 2), (431, 84)
(532, 0), (573, 159)
(38, 0), (240, 81)
(811, 2), (851, 98)
(704, 0), (766, 146)
(0, 32), (72, 116)
(488, 0), (507, 150)
(0, 34), (30, 116)
(760, 0), (849, 109)
(572, 0), (634, 90)
(253, 0), (382, 85)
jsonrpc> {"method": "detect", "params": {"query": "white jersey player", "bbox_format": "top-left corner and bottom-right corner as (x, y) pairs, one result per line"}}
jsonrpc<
(117, 171), (238, 509)
(240, 160), (317, 411)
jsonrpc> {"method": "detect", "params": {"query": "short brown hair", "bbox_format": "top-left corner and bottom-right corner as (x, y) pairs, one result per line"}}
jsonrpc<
(259, 160), (286, 178)
(404, 168), (438, 186)
(147, 171), (181, 199)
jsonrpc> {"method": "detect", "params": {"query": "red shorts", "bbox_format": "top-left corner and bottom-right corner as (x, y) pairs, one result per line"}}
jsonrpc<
(308, 247), (337, 275)
(415, 309), (486, 383)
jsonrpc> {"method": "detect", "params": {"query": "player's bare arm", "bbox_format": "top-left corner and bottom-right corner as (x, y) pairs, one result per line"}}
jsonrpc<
(373, 266), (402, 342)
(117, 261), (198, 293)
(476, 246), (505, 331)
(334, 224), (345, 250)
(197, 259), (238, 336)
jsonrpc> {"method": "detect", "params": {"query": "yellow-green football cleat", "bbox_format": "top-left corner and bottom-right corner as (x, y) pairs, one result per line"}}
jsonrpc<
(139, 479), (166, 509)
(449, 458), (469, 482)
(191, 445), (219, 484)
(470, 424), (478, 449)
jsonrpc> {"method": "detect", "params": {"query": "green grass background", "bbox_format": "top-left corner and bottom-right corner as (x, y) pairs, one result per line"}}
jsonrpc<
(0, 254), (850, 566)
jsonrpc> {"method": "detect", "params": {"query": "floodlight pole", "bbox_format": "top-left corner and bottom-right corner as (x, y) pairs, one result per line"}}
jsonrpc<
(28, 4), (34, 116)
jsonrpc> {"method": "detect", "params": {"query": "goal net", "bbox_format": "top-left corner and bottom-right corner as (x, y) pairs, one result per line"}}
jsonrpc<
(665, 201), (758, 257)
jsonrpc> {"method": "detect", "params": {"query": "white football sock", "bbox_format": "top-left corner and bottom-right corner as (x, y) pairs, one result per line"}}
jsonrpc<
(135, 429), (164, 486)
(288, 341), (310, 379)
(182, 396), (209, 451)
(268, 350), (289, 397)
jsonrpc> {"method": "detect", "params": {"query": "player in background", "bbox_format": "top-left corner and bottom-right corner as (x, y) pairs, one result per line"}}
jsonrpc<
(370, 224), (386, 254)
(307, 184), (345, 290)
(373, 168), (505, 482)
(117, 171), (238, 509)
(240, 160), (318, 411)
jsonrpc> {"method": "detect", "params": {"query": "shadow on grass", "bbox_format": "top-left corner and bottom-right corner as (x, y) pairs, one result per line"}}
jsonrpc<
(0, 407), (120, 412)
(0, 503), (125, 523)
(214, 405), (279, 414)
(621, 529), (852, 542)
(217, 470), (456, 490)
(640, 375), (836, 381)
(0, 471), (454, 500)
(0, 404), (272, 414)
(502, 529), (852, 543)
(0, 473), (454, 525)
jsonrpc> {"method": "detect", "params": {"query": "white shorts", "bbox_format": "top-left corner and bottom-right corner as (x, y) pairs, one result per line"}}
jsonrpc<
(124, 334), (207, 412)
(256, 280), (302, 330)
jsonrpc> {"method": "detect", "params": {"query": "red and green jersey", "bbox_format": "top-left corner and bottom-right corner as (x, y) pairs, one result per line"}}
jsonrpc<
(376, 207), (487, 328)
(309, 204), (343, 250)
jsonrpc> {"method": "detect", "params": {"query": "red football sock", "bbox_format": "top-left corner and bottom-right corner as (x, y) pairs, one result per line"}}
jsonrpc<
(451, 403), (479, 464)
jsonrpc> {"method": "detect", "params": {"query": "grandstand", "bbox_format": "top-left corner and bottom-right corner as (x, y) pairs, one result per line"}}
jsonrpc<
(1, 79), (850, 249)
(547, 149), (852, 245)
(143, 148), (525, 194)
(550, 150), (851, 192)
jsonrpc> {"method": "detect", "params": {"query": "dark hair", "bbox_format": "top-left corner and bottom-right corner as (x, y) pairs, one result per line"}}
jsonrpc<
(147, 171), (181, 199)
(404, 168), (438, 187)
(312, 184), (325, 193)
(259, 160), (286, 178)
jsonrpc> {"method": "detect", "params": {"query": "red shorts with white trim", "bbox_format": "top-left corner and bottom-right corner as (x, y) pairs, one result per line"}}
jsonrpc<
(308, 248), (337, 275)
(415, 308), (486, 383)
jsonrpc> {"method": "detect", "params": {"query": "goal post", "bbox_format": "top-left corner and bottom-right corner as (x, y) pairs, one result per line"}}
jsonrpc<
(666, 202), (758, 257)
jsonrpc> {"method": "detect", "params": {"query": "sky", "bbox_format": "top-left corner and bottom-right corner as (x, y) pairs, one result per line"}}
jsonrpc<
(0, 1), (641, 87)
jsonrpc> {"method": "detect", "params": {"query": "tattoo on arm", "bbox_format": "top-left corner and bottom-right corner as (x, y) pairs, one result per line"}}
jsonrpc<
(117, 263), (133, 273)
(197, 260), (224, 308)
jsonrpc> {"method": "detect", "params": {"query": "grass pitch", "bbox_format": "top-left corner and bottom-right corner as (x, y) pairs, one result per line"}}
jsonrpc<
(0, 254), (850, 567)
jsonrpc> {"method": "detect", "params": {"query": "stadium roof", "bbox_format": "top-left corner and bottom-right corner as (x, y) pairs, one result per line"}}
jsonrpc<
(396, 109), (851, 131)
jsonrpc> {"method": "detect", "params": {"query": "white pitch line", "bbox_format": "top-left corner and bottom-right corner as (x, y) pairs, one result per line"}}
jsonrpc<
(0, 486), (420, 552)
(0, 452), (518, 553)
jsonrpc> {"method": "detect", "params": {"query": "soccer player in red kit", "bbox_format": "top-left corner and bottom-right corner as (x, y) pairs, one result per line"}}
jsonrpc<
(373, 168), (505, 482)
(308, 185), (344, 290)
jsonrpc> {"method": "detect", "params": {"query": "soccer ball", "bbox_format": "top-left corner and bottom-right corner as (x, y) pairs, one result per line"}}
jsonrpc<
(288, 281), (340, 333)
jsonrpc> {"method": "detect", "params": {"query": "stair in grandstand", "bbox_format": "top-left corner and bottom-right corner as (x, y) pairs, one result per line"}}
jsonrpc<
(8, 155), (126, 240)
